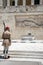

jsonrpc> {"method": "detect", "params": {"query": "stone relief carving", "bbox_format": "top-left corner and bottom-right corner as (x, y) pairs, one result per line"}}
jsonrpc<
(16, 20), (43, 27)
(16, 15), (43, 27)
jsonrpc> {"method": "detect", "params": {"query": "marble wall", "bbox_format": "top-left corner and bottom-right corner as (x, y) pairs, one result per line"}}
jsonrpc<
(0, 13), (43, 40)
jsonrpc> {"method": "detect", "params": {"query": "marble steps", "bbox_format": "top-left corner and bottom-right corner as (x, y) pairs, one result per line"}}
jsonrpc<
(0, 51), (43, 59)
(8, 51), (43, 59)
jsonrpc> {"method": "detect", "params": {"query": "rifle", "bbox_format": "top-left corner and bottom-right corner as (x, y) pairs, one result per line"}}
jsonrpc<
(3, 21), (5, 31)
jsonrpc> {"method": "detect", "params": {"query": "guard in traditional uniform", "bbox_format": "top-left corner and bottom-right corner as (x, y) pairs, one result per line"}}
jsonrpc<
(2, 26), (11, 59)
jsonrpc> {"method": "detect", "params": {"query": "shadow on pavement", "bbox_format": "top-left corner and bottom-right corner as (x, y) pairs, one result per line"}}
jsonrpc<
(0, 56), (10, 59)
(0, 56), (4, 59)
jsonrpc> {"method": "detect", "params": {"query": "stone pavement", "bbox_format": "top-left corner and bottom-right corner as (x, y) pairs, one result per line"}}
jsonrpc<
(0, 40), (43, 65)
(0, 40), (43, 51)
(0, 59), (42, 65)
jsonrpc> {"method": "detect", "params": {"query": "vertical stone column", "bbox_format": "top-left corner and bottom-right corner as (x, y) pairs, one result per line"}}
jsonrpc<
(0, 0), (3, 6)
(40, 0), (42, 5)
(7, 0), (10, 6)
(23, 0), (26, 6)
(31, 0), (34, 5)
(42, 0), (43, 4)
(15, 0), (18, 6)
(13, 15), (16, 29)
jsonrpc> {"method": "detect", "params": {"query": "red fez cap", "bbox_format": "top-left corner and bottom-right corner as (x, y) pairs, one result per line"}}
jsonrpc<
(5, 26), (10, 30)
